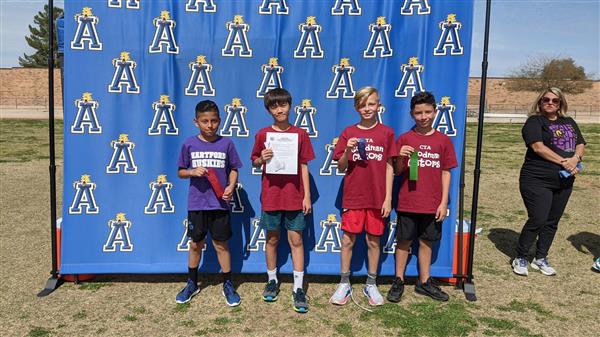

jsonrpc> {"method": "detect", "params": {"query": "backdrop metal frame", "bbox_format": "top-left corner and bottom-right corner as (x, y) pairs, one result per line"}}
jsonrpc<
(39, 0), (491, 299)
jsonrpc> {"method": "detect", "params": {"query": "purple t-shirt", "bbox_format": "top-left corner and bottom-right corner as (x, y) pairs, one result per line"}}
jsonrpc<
(178, 135), (242, 210)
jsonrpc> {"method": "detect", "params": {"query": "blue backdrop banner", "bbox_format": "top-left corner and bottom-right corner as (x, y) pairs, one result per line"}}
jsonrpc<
(61, 0), (473, 276)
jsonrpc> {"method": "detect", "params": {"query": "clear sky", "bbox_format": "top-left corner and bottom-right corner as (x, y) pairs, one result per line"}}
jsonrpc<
(1, 0), (598, 78)
(470, 0), (599, 79)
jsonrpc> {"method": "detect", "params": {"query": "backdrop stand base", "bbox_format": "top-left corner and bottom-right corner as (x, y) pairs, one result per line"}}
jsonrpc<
(37, 276), (63, 297)
(463, 281), (477, 301)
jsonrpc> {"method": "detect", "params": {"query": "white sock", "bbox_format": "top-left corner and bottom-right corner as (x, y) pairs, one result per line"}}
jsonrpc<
(267, 268), (278, 283)
(293, 270), (304, 291)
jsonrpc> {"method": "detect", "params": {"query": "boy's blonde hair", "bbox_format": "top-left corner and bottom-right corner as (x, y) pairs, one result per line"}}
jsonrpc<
(354, 86), (379, 109)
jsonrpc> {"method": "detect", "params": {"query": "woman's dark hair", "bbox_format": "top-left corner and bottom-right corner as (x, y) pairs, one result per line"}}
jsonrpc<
(410, 91), (436, 111)
(264, 88), (292, 110)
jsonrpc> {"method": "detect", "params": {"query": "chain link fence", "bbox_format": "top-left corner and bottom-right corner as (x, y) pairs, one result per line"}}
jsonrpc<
(466, 103), (599, 122)
(0, 94), (63, 111)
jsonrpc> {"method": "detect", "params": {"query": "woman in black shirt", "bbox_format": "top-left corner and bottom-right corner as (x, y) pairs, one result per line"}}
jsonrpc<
(512, 87), (586, 276)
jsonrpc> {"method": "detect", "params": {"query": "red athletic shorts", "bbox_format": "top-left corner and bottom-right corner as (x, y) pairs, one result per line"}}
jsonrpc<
(341, 208), (384, 236)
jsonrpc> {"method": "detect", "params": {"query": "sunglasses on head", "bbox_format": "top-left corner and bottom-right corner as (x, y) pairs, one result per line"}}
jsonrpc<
(540, 97), (560, 105)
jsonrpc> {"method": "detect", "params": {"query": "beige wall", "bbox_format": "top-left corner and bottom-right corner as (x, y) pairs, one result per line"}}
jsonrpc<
(0, 68), (63, 107)
(1, 68), (598, 113)
(468, 78), (599, 112)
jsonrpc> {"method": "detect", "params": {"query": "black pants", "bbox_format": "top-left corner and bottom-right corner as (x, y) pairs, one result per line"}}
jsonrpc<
(516, 176), (573, 259)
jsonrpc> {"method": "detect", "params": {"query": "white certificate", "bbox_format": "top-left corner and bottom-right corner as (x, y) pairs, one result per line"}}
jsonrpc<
(265, 132), (298, 175)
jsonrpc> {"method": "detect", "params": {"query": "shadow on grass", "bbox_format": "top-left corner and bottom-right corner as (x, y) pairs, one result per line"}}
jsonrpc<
(67, 273), (407, 297)
(567, 231), (600, 259)
(75, 273), (262, 294)
(73, 274), (225, 297)
(487, 228), (520, 260)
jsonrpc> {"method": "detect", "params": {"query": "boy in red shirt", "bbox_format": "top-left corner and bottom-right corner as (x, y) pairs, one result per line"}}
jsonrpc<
(387, 91), (457, 302)
(329, 87), (397, 306)
(250, 88), (315, 313)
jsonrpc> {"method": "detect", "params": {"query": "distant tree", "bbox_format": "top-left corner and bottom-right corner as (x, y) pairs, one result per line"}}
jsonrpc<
(18, 5), (63, 68)
(506, 56), (593, 95)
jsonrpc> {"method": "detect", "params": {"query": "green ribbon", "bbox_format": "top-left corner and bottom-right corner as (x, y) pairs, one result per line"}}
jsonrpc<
(409, 151), (418, 181)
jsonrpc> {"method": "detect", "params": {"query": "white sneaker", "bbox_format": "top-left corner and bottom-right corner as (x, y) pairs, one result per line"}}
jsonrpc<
(512, 257), (529, 276)
(531, 257), (556, 276)
(329, 283), (352, 305)
(363, 284), (384, 306)
(593, 258), (600, 272)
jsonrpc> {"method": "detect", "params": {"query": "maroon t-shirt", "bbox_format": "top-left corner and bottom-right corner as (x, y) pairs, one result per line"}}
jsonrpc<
(251, 125), (315, 211)
(396, 129), (458, 214)
(333, 123), (397, 210)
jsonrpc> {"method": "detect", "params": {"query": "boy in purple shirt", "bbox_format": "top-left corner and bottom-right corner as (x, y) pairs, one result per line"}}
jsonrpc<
(175, 100), (243, 306)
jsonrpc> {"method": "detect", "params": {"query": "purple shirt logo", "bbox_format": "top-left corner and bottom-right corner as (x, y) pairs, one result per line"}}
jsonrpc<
(549, 123), (576, 152)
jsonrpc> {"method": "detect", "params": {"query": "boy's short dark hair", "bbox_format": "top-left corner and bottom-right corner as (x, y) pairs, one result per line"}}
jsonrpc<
(264, 88), (292, 110)
(195, 100), (220, 118)
(410, 91), (436, 111)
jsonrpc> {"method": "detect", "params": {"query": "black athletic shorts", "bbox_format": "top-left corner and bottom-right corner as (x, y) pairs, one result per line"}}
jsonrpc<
(187, 210), (232, 242)
(396, 212), (442, 242)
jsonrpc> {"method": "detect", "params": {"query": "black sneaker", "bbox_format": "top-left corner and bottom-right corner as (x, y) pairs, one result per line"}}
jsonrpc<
(415, 278), (449, 301)
(292, 288), (309, 313)
(386, 277), (404, 303)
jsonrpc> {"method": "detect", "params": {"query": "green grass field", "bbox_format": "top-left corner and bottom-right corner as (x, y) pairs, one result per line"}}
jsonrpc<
(0, 120), (598, 337)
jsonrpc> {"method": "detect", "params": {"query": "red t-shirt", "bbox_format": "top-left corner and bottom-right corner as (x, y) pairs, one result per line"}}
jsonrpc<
(251, 125), (315, 211)
(396, 129), (458, 214)
(333, 123), (397, 210)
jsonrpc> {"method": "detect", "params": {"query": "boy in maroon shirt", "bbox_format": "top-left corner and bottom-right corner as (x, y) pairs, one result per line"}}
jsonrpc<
(250, 88), (315, 313)
(329, 87), (397, 306)
(387, 91), (457, 302)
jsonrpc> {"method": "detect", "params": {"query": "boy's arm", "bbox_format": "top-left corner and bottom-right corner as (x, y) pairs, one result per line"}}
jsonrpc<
(394, 145), (414, 175)
(251, 132), (273, 168)
(337, 137), (358, 172)
(381, 158), (394, 218)
(252, 149), (273, 168)
(252, 157), (262, 167)
(222, 169), (238, 201)
(394, 154), (404, 175)
(178, 167), (207, 179)
(178, 168), (189, 179)
(301, 163), (311, 215)
(336, 150), (349, 172)
(435, 170), (451, 222)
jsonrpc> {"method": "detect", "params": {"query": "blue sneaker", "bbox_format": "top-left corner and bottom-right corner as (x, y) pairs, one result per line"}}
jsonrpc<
(176, 279), (199, 304)
(262, 280), (280, 302)
(222, 280), (241, 307)
(292, 288), (309, 313)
